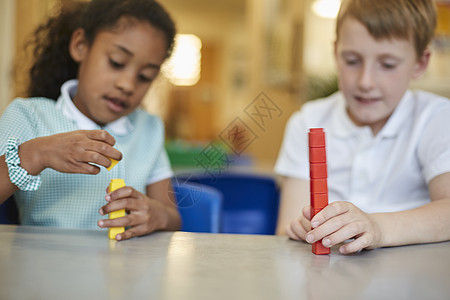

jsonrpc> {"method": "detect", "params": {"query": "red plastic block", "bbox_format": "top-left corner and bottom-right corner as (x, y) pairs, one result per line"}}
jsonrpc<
(311, 207), (330, 255)
(311, 193), (328, 209)
(311, 207), (323, 218)
(310, 178), (328, 194)
(309, 147), (326, 163)
(308, 128), (326, 148)
(313, 240), (331, 255)
(310, 162), (327, 179)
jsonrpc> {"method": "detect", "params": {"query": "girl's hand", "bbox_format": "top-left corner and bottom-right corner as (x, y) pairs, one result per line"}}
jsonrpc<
(98, 186), (172, 240)
(19, 130), (122, 175)
(304, 201), (382, 254)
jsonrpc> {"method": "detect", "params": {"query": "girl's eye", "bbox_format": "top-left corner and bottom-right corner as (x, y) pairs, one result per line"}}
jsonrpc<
(138, 74), (153, 83)
(109, 59), (124, 69)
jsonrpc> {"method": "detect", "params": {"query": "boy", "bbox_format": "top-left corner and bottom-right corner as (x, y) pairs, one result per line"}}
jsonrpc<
(275, 0), (450, 254)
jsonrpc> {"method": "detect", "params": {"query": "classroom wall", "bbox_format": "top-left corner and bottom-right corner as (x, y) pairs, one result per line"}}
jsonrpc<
(3, 0), (450, 172)
(0, 0), (15, 115)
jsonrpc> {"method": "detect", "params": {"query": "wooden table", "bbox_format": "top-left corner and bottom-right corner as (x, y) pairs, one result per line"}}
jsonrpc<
(1, 225), (449, 300)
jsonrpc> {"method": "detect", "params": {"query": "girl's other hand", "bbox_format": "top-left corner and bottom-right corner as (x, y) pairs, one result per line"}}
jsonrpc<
(19, 130), (122, 175)
(98, 186), (171, 240)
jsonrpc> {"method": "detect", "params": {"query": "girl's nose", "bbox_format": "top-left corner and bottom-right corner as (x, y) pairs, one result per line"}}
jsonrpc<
(115, 72), (135, 95)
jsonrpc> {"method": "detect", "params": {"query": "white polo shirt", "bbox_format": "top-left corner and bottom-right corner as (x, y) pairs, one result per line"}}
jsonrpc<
(275, 90), (450, 213)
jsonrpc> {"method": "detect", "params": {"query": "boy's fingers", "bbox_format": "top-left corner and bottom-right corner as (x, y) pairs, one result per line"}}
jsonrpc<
(302, 205), (312, 220)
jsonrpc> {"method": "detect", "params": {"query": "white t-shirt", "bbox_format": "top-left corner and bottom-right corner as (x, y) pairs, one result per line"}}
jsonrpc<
(275, 90), (450, 213)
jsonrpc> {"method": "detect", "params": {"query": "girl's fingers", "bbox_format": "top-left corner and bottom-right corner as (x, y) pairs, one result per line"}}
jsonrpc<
(86, 130), (116, 146)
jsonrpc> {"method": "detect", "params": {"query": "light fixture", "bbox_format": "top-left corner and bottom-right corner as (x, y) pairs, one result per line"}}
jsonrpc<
(311, 0), (341, 19)
(162, 34), (202, 86)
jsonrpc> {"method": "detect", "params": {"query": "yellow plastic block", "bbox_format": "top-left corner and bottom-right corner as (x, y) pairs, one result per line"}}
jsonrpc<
(108, 179), (126, 240)
(106, 158), (119, 171)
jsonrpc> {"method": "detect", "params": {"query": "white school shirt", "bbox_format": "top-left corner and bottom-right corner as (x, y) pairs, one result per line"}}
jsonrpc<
(275, 90), (450, 213)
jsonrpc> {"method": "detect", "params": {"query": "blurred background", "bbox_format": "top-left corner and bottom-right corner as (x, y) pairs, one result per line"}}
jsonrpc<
(1, 0), (449, 174)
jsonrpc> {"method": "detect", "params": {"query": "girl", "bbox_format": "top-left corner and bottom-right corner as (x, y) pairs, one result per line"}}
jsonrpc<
(0, 0), (181, 240)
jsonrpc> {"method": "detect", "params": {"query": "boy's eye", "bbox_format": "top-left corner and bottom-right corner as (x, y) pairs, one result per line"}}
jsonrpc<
(381, 62), (397, 69)
(344, 58), (359, 66)
(109, 59), (124, 69)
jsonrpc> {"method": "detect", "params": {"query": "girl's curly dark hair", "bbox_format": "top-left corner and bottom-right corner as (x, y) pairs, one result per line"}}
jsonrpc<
(27, 0), (176, 100)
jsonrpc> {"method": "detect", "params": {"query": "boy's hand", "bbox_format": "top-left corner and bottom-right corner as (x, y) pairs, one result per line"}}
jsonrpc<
(98, 186), (168, 240)
(20, 130), (122, 175)
(305, 201), (382, 254)
(286, 205), (313, 241)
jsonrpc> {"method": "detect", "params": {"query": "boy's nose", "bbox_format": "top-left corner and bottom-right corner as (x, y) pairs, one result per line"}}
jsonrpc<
(358, 66), (375, 92)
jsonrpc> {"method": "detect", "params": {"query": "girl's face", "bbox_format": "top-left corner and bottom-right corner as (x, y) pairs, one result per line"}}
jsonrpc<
(334, 18), (429, 135)
(70, 19), (168, 125)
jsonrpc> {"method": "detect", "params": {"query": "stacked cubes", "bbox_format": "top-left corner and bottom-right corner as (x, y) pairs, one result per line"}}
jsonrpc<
(308, 128), (330, 255)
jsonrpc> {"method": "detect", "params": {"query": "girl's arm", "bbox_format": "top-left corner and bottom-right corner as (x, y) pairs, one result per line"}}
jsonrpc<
(0, 155), (19, 204)
(145, 178), (182, 231)
(0, 130), (122, 204)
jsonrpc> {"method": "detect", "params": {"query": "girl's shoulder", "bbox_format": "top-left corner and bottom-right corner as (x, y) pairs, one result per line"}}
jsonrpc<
(5, 97), (58, 115)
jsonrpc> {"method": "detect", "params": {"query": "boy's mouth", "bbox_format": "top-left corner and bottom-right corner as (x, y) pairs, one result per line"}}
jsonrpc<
(104, 96), (128, 113)
(355, 96), (380, 104)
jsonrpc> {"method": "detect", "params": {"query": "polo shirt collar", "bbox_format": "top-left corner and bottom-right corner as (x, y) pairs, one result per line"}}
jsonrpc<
(329, 91), (413, 140)
(55, 80), (133, 135)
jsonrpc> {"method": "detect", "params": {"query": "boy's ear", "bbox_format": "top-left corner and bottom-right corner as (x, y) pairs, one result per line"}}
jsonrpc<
(69, 28), (88, 63)
(412, 47), (431, 79)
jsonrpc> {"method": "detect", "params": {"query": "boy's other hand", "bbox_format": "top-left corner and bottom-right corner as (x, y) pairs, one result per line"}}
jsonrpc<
(286, 205), (313, 242)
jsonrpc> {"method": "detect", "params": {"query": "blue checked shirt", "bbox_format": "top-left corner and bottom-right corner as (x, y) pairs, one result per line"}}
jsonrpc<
(0, 80), (173, 229)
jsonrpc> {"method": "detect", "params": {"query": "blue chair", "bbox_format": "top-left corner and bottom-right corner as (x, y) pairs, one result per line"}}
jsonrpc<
(0, 196), (19, 225)
(172, 181), (223, 233)
(174, 172), (280, 235)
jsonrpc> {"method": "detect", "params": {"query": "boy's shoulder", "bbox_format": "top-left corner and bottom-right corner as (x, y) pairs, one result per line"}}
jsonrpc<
(411, 90), (450, 108)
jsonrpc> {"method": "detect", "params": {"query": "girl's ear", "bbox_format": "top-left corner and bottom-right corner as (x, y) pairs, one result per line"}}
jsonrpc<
(69, 28), (88, 63)
(412, 47), (431, 79)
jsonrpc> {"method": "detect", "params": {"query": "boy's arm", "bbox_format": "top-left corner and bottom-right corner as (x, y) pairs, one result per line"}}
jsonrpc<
(276, 177), (309, 236)
(309, 172), (450, 254)
(375, 172), (450, 247)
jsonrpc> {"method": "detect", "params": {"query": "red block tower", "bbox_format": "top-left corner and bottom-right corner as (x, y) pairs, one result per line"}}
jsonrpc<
(308, 128), (330, 255)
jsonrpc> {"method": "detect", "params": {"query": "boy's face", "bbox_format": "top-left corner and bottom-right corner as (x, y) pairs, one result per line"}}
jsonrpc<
(70, 19), (168, 125)
(334, 18), (429, 135)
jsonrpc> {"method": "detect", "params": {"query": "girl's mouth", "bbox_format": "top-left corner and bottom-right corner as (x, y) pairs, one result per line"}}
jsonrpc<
(104, 97), (128, 113)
